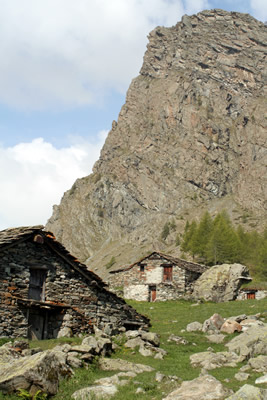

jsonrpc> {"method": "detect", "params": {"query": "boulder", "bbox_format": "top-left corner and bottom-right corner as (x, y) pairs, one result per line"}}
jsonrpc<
(168, 334), (189, 345)
(190, 351), (239, 370)
(124, 337), (145, 349)
(98, 358), (154, 373)
(202, 314), (225, 332)
(140, 331), (160, 347)
(248, 355), (267, 373)
(234, 372), (250, 381)
(67, 352), (83, 368)
(220, 320), (242, 334)
(0, 343), (22, 365)
(72, 384), (118, 399)
(225, 325), (267, 361)
(139, 346), (153, 357)
(162, 374), (231, 400)
(225, 384), (267, 400)
(0, 349), (72, 395)
(192, 264), (251, 302)
(186, 321), (203, 332)
(206, 334), (225, 344)
(125, 330), (140, 339)
(255, 374), (267, 385)
(57, 327), (73, 338)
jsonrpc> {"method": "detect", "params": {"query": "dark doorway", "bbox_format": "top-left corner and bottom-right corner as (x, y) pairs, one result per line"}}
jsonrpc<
(28, 310), (46, 340)
(29, 269), (47, 301)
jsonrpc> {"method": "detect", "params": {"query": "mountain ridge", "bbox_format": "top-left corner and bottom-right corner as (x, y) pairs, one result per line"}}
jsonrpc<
(47, 9), (267, 279)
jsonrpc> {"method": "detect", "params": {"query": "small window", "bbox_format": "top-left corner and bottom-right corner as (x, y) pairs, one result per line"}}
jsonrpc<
(140, 265), (145, 272)
(29, 269), (47, 301)
(163, 266), (173, 282)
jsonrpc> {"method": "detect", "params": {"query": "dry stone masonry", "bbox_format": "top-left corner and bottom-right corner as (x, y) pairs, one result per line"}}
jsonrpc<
(0, 226), (149, 339)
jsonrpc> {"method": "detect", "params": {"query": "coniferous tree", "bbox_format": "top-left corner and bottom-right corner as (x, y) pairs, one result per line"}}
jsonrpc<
(189, 211), (213, 262)
(181, 220), (197, 253)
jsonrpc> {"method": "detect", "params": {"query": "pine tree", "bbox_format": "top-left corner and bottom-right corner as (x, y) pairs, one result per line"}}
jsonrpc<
(181, 220), (197, 252)
(206, 215), (240, 264)
(190, 211), (213, 261)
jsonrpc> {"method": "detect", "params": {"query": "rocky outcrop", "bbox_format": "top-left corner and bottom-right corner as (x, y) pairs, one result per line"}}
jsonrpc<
(192, 263), (251, 302)
(46, 10), (267, 278)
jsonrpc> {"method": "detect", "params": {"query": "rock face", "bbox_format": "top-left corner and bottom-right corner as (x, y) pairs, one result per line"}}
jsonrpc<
(192, 263), (251, 302)
(46, 10), (267, 277)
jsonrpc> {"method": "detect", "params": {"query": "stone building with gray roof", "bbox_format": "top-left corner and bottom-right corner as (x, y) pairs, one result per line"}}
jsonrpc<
(0, 226), (149, 339)
(109, 251), (207, 301)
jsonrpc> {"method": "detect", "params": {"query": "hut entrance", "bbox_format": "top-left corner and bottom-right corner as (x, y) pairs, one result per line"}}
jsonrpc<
(28, 309), (47, 340)
(149, 286), (157, 302)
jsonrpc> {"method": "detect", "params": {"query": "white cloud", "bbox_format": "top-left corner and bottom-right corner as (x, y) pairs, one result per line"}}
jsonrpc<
(0, 0), (210, 110)
(250, 0), (267, 20)
(0, 132), (108, 230)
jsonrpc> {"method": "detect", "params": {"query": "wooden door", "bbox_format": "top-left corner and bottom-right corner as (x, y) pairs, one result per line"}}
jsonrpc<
(149, 286), (157, 302)
(29, 269), (47, 301)
(28, 311), (45, 340)
(247, 292), (255, 300)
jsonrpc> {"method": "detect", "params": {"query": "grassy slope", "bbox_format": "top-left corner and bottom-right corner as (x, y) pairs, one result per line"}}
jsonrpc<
(0, 298), (266, 400)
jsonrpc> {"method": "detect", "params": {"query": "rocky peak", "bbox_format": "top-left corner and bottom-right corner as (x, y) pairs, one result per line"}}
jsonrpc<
(47, 10), (267, 279)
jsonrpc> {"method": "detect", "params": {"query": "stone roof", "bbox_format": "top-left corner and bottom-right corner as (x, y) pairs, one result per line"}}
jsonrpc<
(110, 251), (207, 274)
(0, 225), (104, 286)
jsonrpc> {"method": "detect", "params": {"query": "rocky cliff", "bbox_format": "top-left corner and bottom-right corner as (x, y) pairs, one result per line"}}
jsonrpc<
(47, 9), (267, 279)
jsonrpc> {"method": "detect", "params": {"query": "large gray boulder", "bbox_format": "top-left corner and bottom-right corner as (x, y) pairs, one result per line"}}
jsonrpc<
(0, 349), (72, 395)
(192, 264), (251, 302)
(225, 325), (267, 362)
(162, 375), (231, 400)
(225, 384), (267, 400)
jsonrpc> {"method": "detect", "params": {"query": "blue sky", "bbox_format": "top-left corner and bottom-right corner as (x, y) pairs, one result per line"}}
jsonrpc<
(0, 0), (266, 230)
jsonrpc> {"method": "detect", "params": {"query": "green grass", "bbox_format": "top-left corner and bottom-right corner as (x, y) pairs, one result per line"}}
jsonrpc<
(0, 298), (266, 399)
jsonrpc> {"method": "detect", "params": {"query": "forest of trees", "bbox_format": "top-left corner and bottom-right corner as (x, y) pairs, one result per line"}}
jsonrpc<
(180, 210), (267, 280)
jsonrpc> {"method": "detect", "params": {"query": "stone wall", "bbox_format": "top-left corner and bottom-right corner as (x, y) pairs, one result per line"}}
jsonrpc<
(0, 238), (148, 338)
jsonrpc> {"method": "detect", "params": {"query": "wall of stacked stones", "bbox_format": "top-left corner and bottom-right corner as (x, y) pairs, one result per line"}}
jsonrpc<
(0, 239), (147, 338)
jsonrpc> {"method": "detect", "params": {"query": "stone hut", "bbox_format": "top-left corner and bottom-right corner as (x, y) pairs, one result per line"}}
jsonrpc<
(0, 226), (149, 339)
(109, 251), (207, 301)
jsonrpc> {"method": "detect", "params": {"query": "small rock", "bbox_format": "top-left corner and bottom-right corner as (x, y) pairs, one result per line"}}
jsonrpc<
(139, 346), (153, 357)
(125, 337), (145, 349)
(206, 334), (225, 344)
(72, 384), (118, 399)
(98, 358), (154, 373)
(155, 372), (165, 382)
(168, 334), (188, 345)
(220, 320), (242, 334)
(136, 387), (145, 394)
(57, 327), (73, 338)
(234, 372), (250, 381)
(255, 374), (267, 385)
(186, 321), (203, 332)
(140, 331), (160, 347)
